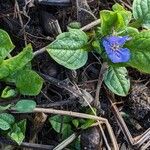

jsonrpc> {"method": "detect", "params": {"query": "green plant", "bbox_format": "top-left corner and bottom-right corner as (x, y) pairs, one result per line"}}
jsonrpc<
(0, 0), (150, 146)
(44, 1), (150, 96)
(0, 29), (43, 96)
(0, 112), (26, 145)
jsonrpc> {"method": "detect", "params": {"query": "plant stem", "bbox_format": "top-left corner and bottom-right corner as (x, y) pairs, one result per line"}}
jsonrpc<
(33, 19), (101, 57)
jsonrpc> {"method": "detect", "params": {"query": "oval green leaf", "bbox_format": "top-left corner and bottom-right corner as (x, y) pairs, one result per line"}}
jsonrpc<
(47, 29), (88, 70)
(14, 100), (36, 112)
(0, 113), (15, 125)
(0, 118), (10, 130)
(133, 0), (150, 29)
(16, 70), (43, 96)
(126, 31), (150, 73)
(0, 29), (15, 60)
(104, 66), (130, 96)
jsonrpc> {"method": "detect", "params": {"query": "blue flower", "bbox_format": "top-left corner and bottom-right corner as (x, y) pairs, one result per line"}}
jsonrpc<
(102, 36), (131, 63)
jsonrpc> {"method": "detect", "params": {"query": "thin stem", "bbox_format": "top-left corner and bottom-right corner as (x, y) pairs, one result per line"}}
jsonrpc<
(33, 19), (101, 57)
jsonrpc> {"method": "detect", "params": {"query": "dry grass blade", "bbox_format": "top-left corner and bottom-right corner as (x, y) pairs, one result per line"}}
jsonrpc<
(34, 107), (119, 150)
(53, 133), (77, 150)
(107, 91), (150, 148)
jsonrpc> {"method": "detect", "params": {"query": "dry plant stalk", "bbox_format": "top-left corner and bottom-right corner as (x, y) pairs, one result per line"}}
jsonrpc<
(34, 107), (119, 150)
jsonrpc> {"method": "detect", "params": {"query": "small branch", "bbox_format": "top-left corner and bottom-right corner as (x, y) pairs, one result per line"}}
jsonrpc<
(33, 107), (119, 150)
(0, 136), (54, 150)
(34, 108), (105, 121)
(106, 90), (150, 148)
(80, 19), (100, 31)
(33, 46), (47, 57)
(94, 62), (108, 109)
(33, 19), (100, 57)
(53, 133), (78, 150)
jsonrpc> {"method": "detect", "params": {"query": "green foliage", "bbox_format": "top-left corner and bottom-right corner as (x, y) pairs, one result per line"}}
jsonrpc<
(133, 0), (150, 29)
(16, 70), (43, 96)
(126, 31), (150, 73)
(0, 29), (15, 61)
(72, 119), (79, 128)
(49, 111), (96, 140)
(8, 119), (26, 145)
(1, 44), (33, 74)
(100, 3), (132, 35)
(47, 29), (88, 70)
(0, 29), (43, 96)
(1, 86), (17, 98)
(49, 115), (73, 139)
(119, 27), (139, 36)
(0, 113), (15, 125)
(0, 119), (10, 130)
(104, 66), (130, 96)
(14, 99), (36, 113)
(68, 22), (81, 29)
(0, 113), (15, 131)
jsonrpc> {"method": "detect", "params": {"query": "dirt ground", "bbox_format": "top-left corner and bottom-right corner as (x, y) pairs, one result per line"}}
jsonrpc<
(0, 0), (149, 149)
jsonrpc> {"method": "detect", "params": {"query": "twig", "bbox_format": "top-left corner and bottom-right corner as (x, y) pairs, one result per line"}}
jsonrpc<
(14, 0), (27, 46)
(73, 81), (113, 149)
(53, 133), (78, 150)
(34, 107), (104, 121)
(80, 19), (100, 31)
(33, 19), (101, 57)
(106, 91), (150, 148)
(0, 136), (54, 150)
(140, 139), (150, 150)
(38, 73), (119, 149)
(73, 82), (112, 150)
(94, 62), (108, 109)
(33, 107), (119, 150)
(33, 46), (47, 57)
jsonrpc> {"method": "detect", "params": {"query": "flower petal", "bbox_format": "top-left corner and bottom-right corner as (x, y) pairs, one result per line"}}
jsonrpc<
(104, 36), (131, 46)
(102, 38), (111, 50)
(108, 48), (131, 63)
(117, 36), (131, 46)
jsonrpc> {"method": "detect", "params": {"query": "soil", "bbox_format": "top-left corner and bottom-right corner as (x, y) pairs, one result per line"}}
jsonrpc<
(0, 0), (149, 150)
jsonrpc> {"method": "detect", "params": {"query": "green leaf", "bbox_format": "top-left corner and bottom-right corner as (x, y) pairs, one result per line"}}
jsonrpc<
(1, 86), (17, 98)
(3, 63), (32, 83)
(126, 31), (150, 73)
(0, 118), (10, 130)
(100, 10), (117, 35)
(119, 27), (139, 36)
(68, 22), (81, 29)
(49, 115), (73, 139)
(0, 113), (15, 131)
(0, 65), (9, 79)
(0, 29), (15, 60)
(100, 4), (132, 35)
(112, 3), (125, 11)
(104, 66), (130, 96)
(0, 113), (15, 125)
(17, 119), (26, 135)
(16, 70), (43, 96)
(80, 119), (95, 129)
(14, 100), (36, 112)
(8, 119), (26, 145)
(133, 0), (150, 29)
(72, 119), (79, 128)
(47, 29), (88, 70)
(0, 44), (33, 79)
(9, 130), (24, 145)
(2, 44), (33, 73)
